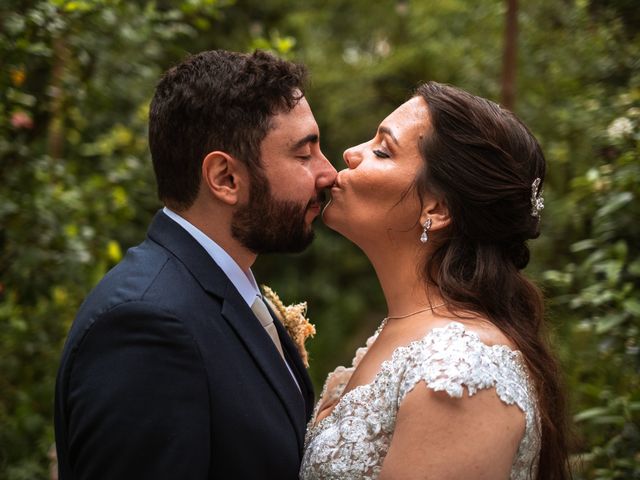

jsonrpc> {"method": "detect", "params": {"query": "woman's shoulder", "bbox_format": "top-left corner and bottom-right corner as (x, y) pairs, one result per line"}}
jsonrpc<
(396, 318), (532, 405)
(424, 313), (517, 351)
(388, 317), (540, 477)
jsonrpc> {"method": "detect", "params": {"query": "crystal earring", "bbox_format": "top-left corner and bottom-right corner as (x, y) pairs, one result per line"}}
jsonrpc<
(420, 218), (432, 243)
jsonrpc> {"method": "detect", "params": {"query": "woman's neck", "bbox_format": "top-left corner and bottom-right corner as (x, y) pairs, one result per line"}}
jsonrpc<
(364, 241), (442, 318)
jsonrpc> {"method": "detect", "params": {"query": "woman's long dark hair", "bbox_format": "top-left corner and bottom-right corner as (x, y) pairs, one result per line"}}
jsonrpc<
(414, 82), (571, 479)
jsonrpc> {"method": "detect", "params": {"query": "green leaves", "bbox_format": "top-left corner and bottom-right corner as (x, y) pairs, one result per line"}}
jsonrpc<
(1, 0), (639, 478)
(0, 1), (234, 477)
(543, 78), (640, 478)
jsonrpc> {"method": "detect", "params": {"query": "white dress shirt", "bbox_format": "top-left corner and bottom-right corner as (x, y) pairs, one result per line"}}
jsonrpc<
(163, 207), (260, 306)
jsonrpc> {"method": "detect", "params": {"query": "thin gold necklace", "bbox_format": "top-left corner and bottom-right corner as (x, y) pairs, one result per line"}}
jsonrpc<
(375, 302), (447, 336)
(384, 302), (447, 322)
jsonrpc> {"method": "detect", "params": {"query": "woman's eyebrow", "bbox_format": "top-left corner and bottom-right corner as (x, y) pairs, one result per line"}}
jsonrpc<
(378, 126), (399, 146)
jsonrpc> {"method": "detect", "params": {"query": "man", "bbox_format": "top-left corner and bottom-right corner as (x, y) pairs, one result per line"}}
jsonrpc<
(54, 50), (336, 479)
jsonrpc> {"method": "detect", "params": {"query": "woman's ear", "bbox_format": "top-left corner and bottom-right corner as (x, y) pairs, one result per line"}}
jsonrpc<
(419, 196), (451, 231)
(201, 151), (246, 206)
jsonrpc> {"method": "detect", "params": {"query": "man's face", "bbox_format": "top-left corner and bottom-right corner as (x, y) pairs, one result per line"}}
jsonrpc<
(231, 96), (337, 254)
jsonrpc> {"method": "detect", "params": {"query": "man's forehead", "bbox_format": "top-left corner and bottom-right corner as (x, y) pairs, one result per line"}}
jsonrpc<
(265, 98), (319, 145)
(283, 96), (314, 121)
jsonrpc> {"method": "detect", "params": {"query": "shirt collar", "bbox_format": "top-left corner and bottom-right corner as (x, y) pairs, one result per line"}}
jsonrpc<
(162, 207), (260, 306)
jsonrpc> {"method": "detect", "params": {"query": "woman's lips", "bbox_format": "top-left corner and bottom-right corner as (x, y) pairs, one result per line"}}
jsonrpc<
(332, 172), (346, 190)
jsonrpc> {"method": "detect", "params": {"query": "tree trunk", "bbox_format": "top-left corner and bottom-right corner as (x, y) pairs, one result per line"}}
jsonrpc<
(501, 0), (518, 110)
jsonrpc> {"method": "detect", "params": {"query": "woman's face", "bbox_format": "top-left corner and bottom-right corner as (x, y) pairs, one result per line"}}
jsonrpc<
(323, 96), (430, 247)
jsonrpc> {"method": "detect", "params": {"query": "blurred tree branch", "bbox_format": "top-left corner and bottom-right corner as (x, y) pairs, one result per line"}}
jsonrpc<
(501, 0), (518, 110)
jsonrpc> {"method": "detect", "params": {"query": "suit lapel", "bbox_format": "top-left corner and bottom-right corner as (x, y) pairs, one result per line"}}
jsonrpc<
(221, 287), (307, 450)
(270, 308), (315, 421)
(147, 211), (308, 449)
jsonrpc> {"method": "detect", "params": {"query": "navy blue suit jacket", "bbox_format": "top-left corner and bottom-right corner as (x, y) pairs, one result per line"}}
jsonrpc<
(54, 210), (315, 479)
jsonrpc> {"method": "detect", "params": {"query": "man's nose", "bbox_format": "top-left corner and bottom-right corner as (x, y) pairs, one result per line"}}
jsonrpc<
(316, 151), (337, 189)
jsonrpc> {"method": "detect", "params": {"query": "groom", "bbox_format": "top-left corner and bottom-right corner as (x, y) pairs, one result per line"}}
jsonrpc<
(54, 50), (336, 479)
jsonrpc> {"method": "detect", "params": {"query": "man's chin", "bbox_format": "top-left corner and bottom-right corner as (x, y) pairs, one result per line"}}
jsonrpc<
(303, 208), (322, 229)
(307, 202), (322, 217)
(263, 232), (314, 254)
(299, 221), (315, 241)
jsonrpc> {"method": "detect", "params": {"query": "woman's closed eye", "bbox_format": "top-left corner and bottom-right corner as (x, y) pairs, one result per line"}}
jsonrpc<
(373, 149), (390, 159)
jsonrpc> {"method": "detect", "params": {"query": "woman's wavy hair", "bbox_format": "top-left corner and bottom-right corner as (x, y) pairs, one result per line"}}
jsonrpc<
(414, 82), (571, 479)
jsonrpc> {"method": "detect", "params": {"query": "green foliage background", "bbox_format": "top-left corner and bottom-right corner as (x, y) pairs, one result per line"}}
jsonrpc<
(1, 0), (638, 478)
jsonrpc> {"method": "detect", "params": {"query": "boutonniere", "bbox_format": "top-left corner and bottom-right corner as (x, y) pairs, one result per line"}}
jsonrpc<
(261, 285), (315, 368)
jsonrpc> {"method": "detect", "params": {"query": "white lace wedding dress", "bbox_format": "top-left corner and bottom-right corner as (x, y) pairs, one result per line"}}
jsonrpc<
(300, 321), (540, 479)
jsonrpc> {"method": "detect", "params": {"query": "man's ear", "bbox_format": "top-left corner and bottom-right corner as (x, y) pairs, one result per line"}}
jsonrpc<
(201, 151), (245, 206)
(419, 195), (451, 231)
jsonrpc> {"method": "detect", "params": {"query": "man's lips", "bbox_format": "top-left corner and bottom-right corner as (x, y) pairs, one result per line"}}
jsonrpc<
(307, 191), (327, 212)
(307, 204), (321, 215)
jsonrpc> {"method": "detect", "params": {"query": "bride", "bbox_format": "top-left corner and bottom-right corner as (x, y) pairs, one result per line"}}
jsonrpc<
(300, 82), (571, 479)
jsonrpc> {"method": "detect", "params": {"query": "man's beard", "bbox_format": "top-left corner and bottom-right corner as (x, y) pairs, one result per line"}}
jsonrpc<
(231, 171), (323, 254)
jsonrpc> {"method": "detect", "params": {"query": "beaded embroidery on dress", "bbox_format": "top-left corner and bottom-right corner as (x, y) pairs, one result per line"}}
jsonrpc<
(300, 321), (541, 479)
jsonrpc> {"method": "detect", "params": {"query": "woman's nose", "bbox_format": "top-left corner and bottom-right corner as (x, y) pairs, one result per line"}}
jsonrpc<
(343, 145), (362, 169)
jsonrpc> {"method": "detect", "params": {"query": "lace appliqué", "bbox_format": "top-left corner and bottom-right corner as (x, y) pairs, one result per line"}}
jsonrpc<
(300, 322), (541, 480)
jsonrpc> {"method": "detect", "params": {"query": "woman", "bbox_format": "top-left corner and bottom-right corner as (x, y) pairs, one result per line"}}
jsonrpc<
(300, 82), (570, 479)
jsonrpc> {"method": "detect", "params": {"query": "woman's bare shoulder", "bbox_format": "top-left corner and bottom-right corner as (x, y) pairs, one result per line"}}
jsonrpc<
(427, 310), (518, 351)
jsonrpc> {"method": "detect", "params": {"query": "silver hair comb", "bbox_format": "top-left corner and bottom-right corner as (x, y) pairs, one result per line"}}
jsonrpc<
(531, 178), (544, 218)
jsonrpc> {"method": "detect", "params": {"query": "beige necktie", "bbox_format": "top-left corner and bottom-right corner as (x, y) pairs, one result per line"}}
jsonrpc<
(251, 296), (285, 361)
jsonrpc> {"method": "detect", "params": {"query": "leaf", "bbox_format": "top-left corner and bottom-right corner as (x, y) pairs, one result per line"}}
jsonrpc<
(571, 239), (597, 253)
(3, 13), (26, 35)
(596, 191), (633, 218)
(623, 299), (640, 317)
(574, 407), (610, 422)
(590, 415), (625, 426)
(595, 313), (627, 334)
(63, 1), (93, 13)
(52, 286), (69, 306)
(107, 240), (122, 262)
(112, 186), (128, 208)
(6, 88), (37, 107)
(628, 258), (640, 277)
(543, 270), (573, 286)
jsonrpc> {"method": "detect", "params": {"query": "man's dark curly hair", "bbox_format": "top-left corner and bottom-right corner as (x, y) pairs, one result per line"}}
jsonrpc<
(149, 50), (308, 209)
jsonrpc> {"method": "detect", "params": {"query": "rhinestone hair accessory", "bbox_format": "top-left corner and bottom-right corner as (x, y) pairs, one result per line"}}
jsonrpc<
(530, 178), (544, 218)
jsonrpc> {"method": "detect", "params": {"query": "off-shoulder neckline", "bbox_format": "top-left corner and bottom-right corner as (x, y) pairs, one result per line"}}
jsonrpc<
(311, 321), (524, 431)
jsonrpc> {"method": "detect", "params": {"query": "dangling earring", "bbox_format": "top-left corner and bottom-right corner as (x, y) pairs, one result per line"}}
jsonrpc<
(420, 218), (432, 244)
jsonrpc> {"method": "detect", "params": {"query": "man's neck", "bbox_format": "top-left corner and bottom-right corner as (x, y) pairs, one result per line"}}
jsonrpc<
(167, 205), (257, 273)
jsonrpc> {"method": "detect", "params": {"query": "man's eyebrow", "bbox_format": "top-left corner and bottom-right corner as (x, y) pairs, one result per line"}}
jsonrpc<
(378, 126), (399, 146)
(290, 133), (319, 151)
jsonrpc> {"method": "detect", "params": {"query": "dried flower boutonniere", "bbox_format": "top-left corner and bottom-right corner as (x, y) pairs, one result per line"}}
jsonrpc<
(262, 285), (315, 368)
